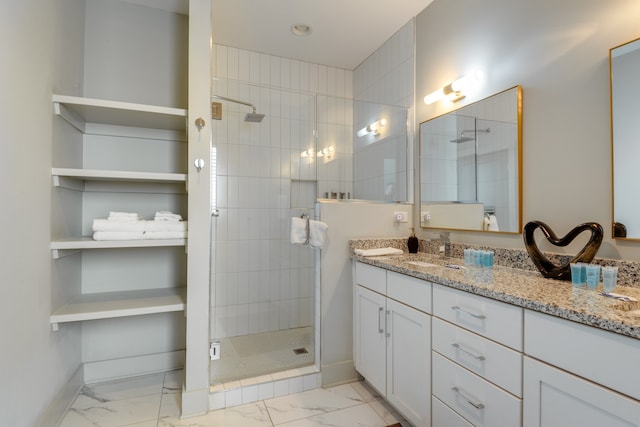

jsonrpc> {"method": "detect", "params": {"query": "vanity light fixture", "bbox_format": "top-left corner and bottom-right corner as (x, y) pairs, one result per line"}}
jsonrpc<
(424, 70), (485, 105)
(357, 118), (387, 137)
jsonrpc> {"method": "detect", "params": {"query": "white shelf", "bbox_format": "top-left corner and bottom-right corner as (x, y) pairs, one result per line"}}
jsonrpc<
(52, 168), (188, 192)
(50, 287), (186, 331)
(53, 94), (188, 132)
(51, 237), (186, 259)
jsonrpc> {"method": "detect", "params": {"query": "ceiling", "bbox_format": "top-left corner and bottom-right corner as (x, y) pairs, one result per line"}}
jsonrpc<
(122, 0), (434, 70)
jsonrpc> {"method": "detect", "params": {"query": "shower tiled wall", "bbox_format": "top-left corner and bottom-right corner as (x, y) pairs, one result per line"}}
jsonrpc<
(211, 44), (353, 340)
(352, 19), (415, 202)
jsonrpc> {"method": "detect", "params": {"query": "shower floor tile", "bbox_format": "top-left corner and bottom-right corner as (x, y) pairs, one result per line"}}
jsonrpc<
(210, 327), (314, 385)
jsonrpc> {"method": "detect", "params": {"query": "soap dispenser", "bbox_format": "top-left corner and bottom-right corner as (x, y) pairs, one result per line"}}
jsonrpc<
(407, 228), (419, 253)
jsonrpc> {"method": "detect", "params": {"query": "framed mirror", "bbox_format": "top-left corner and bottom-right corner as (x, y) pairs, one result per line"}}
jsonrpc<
(611, 37), (640, 239)
(419, 86), (522, 233)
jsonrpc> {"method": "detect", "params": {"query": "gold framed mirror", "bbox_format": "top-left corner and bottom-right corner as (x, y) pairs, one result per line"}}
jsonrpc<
(610, 37), (640, 239)
(419, 86), (522, 233)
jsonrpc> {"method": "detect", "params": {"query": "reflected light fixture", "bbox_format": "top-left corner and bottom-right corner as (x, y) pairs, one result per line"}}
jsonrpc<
(423, 70), (484, 105)
(317, 146), (335, 158)
(357, 118), (387, 137)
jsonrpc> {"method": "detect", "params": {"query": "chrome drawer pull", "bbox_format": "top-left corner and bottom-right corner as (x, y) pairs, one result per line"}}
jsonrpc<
(378, 307), (384, 333)
(451, 386), (485, 410)
(452, 343), (486, 361)
(451, 305), (486, 320)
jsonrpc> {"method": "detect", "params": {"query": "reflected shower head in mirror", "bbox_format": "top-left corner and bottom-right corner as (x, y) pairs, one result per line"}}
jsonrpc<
(449, 127), (490, 143)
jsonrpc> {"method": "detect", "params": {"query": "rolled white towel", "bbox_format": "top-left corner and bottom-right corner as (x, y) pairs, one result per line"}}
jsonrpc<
(154, 211), (183, 221)
(93, 231), (144, 241)
(142, 231), (187, 240)
(309, 220), (328, 249)
(143, 220), (187, 233)
(108, 211), (143, 222)
(290, 217), (308, 245)
(354, 247), (404, 257)
(93, 218), (145, 232)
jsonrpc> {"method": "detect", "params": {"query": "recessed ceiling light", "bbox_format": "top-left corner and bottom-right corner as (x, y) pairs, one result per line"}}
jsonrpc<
(291, 24), (312, 37)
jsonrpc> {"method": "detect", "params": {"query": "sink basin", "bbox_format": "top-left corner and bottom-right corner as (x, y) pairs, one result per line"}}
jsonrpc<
(405, 261), (438, 268)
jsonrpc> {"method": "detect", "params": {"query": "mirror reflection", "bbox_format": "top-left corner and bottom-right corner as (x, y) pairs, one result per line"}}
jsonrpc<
(419, 86), (522, 233)
(611, 37), (640, 239)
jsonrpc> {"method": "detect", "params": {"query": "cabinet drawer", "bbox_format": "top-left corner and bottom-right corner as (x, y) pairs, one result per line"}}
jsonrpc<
(387, 271), (432, 313)
(432, 396), (474, 427)
(433, 352), (522, 427)
(524, 309), (640, 401)
(432, 317), (522, 396)
(355, 262), (386, 294)
(433, 284), (523, 351)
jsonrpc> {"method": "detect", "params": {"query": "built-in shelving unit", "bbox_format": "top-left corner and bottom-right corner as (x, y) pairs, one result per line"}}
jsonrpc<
(50, 94), (188, 332)
(50, 288), (187, 331)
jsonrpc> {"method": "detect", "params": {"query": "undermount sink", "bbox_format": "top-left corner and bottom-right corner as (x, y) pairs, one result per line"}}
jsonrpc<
(405, 261), (438, 268)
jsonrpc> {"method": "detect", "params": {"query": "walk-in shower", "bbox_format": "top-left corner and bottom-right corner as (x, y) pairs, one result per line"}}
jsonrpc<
(209, 81), (318, 386)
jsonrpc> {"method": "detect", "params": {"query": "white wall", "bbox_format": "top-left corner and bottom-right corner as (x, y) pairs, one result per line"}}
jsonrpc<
(0, 1), (81, 426)
(415, 0), (640, 259)
(318, 201), (414, 386)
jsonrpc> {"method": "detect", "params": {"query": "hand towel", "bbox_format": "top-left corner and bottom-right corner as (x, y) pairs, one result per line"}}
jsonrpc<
(143, 220), (187, 232)
(309, 220), (328, 249)
(108, 211), (143, 222)
(93, 231), (144, 241)
(154, 211), (183, 221)
(354, 247), (404, 257)
(93, 219), (146, 232)
(142, 231), (188, 240)
(290, 217), (308, 245)
(488, 214), (500, 232)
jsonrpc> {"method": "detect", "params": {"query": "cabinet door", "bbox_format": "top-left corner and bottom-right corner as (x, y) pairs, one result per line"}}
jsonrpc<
(354, 285), (387, 394)
(523, 357), (640, 427)
(386, 298), (431, 427)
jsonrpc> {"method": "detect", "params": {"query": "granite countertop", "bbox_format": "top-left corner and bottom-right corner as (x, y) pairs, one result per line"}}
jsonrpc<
(354, 252), (640, 340)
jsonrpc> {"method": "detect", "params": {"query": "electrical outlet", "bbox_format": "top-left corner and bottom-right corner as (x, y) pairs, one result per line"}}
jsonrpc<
(422, 211), (431, 221)
(394, 211), (408, 223)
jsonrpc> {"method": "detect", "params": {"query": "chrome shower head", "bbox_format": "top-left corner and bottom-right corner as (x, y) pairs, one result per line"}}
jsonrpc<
(244, 112), (265, 123)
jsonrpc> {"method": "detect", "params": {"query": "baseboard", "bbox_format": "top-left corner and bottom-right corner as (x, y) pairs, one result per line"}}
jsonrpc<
(35, 365), (84, 427)
(83, 350), (185, 384)
(320, 359), (358, 388)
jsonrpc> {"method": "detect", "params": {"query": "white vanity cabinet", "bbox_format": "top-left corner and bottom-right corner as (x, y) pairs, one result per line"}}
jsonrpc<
(354, 262), (432, 427)
(523, 310), (640, 426)
(431, 284), (524, 427)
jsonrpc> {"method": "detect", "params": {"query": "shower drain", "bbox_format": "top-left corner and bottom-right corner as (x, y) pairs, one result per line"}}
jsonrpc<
(292, 347), (308, 355)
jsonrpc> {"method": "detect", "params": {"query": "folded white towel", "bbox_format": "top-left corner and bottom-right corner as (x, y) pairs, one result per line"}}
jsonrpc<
(108, 211), (143, 222)
(144, 220), (187, 232)
(93, 231), (144, 241)
(290, 217), (308, 245)
(354, 247), (404, 257)
(154, 211), (183, 221)
(309, 220), (328, 249)
(93, 219), (146, 232)
(142, 231), (187, 240)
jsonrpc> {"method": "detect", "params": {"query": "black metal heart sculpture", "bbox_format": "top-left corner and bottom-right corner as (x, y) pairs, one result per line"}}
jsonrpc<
(523, 221), (603, 281)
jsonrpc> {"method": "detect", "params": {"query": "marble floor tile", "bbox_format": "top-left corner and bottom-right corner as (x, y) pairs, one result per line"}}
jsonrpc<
(158, 401), (272, 427)
(264, 385), (365, 425)
(81, 372), (165, 401)
(276, 403), (387, 427)
(59, 393), (162, 427)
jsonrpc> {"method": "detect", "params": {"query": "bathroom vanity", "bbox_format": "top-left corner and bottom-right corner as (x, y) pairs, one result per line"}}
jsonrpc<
(353, 252), (640, 427)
